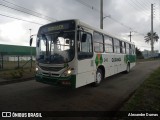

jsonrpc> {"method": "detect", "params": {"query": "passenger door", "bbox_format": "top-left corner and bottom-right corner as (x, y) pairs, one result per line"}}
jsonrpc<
(76, 31), (94, 88)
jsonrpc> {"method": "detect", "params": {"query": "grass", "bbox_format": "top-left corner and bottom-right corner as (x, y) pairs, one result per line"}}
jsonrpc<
(0, 60), (35, 80)
(120, 67), (160, 111)
(0, 61), (35, 71)
(0, 68), (35, 80)
(0, 61), (35, 80)
(114, 67), (160, 119)
(137, 58), (160, 63)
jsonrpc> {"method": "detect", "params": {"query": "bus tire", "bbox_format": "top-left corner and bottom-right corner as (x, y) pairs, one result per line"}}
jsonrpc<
(92, 68), (103, 87)
(125, 63), (130, 73)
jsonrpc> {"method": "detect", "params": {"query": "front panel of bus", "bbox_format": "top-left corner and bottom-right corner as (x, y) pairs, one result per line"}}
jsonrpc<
(35, 20), (77, 88)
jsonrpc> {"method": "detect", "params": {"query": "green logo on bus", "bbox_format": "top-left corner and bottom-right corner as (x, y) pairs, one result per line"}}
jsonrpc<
(95, 54), (103, 67)
(124, 55), (136, 63)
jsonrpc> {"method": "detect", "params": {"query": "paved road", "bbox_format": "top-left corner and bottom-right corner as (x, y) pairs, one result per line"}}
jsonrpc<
(0, 61), (160, 113)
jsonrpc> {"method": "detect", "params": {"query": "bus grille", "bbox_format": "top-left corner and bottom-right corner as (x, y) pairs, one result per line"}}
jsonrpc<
(40, 66), (64, 71)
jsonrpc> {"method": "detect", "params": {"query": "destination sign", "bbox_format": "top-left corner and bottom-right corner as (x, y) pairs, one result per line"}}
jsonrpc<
(48, 25), (64, 31)
(38, 20), (75, 34)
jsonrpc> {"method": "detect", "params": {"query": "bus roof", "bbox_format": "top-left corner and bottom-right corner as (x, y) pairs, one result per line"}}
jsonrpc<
(40, 19), (135, 45)
(77, 19), (135, 45)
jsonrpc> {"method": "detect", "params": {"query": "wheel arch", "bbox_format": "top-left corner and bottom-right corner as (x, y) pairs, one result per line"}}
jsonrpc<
(97, 65), (105, 79)
(127, 61), (130, 66)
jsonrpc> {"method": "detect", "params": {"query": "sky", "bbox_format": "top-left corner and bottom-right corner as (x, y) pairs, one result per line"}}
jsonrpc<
(0, 0), (160, 52)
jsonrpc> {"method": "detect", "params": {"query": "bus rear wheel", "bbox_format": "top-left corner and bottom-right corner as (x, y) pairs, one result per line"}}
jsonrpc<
(125, 63), (130, 73)
(92, 68), (103, 87)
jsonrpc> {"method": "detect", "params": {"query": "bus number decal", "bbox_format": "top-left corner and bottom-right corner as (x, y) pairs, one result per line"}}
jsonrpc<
(112, 58), (121, 62)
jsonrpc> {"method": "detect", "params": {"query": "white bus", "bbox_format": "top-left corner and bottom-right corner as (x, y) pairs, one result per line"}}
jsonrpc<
(31, 19), (136, 88)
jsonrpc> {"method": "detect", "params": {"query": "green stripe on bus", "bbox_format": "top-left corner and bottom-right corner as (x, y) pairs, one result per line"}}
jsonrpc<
(124, 55), (136, 63)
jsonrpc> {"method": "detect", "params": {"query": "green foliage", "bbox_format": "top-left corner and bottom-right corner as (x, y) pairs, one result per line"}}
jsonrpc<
(10, 69), (24, 79)
(136, 47), (144, 59)
(144, 32), (159, 43)
(121, 67), (160, 111)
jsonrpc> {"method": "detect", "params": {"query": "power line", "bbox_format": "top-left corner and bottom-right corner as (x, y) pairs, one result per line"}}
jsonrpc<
(109, 16), (133, 30)
(75, 0), (145, 37)
(133, 0), (150, 12)
(0, 0), (57, 21)
(145, 0), (154, 5)
(127, 0), (150, 16)
(0, 3), (52, 22)
(1, 0), (57, 21)
(0, 13), (44, 25)
(130, 0), (160, 26)
(75, 0), (99, 13)
(126, 1), (152, 32)
(76, 0), (130, 29)
(138, 0), (151, 7)
(2, 0), (57, 21)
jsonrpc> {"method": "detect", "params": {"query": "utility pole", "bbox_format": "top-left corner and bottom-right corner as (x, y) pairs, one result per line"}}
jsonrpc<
(129, 31), (132, 42)
(151, 4), (154, 56)
(100, 0), (103, 29)
(29, 29), (32, 69)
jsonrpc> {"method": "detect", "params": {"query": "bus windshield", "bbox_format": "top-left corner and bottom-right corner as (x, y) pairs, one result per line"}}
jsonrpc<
(36, 31), (75, 64)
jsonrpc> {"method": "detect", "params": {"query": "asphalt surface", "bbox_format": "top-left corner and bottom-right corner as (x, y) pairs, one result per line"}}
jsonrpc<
(0, 60), (160, 119)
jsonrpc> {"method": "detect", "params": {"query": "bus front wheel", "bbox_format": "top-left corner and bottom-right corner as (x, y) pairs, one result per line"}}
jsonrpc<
(92, 68), (103, 87)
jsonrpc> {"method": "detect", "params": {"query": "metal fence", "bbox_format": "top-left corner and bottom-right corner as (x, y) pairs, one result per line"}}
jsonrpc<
(0, 55), (35, 70)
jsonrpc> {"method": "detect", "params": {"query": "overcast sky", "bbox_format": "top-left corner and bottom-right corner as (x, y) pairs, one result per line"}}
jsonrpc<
(0, 0), (160, 51)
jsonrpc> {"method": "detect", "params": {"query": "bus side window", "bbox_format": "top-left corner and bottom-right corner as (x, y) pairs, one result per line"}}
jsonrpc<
(93, 32), (104, 53)
(123, 42), (126, 54)
(126, 43), (129, 54)
(120, 41), (122, 53)
(132, 45), (135, 55)
(121, 42), (126, 54)
(78, 31), (93, 60)
(114, 39), (120, 53)
(129, 44), (132, 55)
(104, 35), (113, 53)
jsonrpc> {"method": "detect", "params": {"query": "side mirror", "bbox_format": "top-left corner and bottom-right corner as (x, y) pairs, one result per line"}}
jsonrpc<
(66, 39), (69, 44)
(30, 37), (33, 46)
(82, 34), (87, 42)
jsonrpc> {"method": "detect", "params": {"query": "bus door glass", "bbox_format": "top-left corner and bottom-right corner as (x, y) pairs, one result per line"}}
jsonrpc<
(76, 30), (94, 87)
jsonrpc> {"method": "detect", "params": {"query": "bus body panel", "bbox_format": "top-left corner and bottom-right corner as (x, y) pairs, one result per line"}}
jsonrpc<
(35, 19), (136, 88)
(76, 59), (95, 88)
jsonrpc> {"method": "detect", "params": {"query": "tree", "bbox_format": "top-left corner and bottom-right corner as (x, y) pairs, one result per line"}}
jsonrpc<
(136, 47), (144, 59)
(144, 32), (159, 54)
(144, 32), (159, 43)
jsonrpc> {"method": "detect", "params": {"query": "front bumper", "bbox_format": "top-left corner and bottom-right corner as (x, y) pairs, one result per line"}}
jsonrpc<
(35, 74), (76, 88)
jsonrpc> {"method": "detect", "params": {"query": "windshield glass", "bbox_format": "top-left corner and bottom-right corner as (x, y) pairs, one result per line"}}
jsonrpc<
(36, 31), (75, 64)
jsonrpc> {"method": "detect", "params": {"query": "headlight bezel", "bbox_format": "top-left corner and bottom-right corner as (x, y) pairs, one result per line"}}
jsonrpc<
(61, 68), (74, 77)
(36, 67), (39, 71)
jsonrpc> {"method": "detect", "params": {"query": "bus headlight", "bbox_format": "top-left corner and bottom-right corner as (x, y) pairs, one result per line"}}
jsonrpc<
(67, 69), (72, 75)
(36, 67), (39, 71)
(65, 69), (72, 76)
(61, 68), (73, 77)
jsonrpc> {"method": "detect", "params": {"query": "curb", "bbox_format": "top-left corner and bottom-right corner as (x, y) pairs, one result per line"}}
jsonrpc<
(0, 77), (35, 86)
